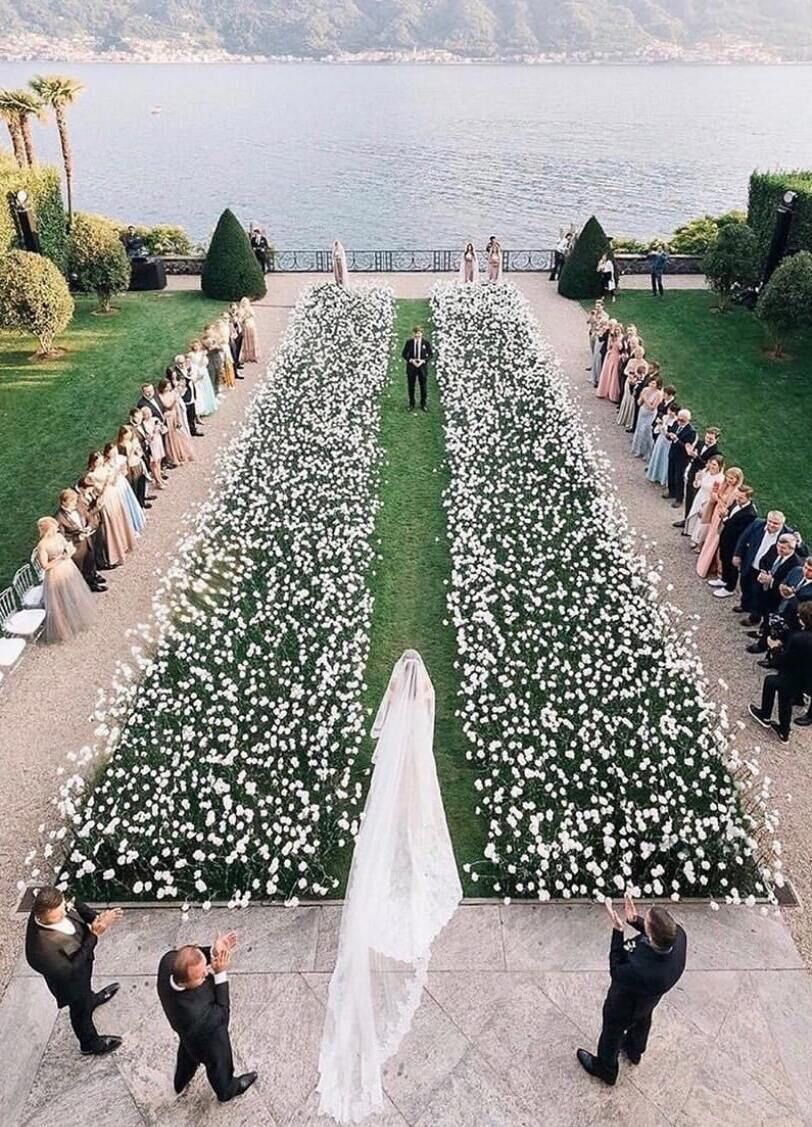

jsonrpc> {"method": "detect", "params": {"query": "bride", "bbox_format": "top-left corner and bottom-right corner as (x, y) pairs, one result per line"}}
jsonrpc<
(317, 650), (461, 1123)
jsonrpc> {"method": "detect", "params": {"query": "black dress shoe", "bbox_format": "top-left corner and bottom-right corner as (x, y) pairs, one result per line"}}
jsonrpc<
(749, 704), (771, 729)
(222, 1072), (258, 1102)
(771, 722), (790, 744)
(576, 1049), (616, 1086)
(621, 1045), (641, 1065)
(746, 642), (767, 654)
(236, 374), (245, 380)
(93, 982), (120, 1008)
(672, 519), (685, 528)
(794, 715), (812, 727)
(81, 1035), (122, 1056)
(746, 631), (761, 639)
(757, 659), (773, 670)
(746, 614), (761, 626)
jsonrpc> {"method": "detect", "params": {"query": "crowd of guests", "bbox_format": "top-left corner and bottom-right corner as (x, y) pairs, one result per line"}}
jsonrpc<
(587, 299), (812, 744)
(29, 299), (260, 646)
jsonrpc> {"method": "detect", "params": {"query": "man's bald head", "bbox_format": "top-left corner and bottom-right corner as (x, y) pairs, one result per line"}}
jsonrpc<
(174, 945), (207, 988)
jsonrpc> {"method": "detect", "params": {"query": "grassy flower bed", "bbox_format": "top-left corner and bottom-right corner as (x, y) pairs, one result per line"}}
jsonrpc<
(432, 282), (778, 904)
(49, 283), (394, 905)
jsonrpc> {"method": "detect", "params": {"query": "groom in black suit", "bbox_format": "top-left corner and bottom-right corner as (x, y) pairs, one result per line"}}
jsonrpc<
(157, 931), (257, 1103)
(401, 325), (434, 412)
(25, 886), (123, 1055)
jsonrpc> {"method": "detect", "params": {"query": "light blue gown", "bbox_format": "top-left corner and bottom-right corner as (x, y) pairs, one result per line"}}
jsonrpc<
(193, 353), (218, 416)
(645, 423), (672, 485)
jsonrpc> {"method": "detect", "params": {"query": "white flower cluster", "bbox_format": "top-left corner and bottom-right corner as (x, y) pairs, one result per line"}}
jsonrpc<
(45, 283), (394, 906)
(431, 281), (778, 903)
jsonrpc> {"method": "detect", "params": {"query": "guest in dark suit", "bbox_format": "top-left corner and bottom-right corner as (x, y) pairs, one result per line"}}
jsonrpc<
(25, 886), (123, 1055)
(709, 486), (757, 598)
(157, 931), (257, 1103)
(577, 896), (686, 1086)
(663, 410), (696, 506)
(401, 325), (434, 412)
(250, 227), (270, 273)
(731, 511), (787, 619)
(750, 602), (812, 742)
(55, 488), (105, 592)
(747, 534), (801, 642)
(138, 382), (177, 470)
(675, 427), (721, 527)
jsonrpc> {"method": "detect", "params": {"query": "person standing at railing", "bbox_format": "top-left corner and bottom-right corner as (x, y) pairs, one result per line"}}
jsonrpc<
(485, 236), (502, 282)
(332, 240), (349, 286)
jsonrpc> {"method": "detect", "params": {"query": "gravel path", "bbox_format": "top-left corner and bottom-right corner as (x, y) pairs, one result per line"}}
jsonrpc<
(2, 270), (807, 1002)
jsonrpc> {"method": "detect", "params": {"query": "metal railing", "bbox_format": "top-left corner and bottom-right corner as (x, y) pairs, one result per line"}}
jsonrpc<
(266, 248), (554, 273)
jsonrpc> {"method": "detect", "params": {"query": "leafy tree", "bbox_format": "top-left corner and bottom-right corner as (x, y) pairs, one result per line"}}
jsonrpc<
(557, 215), (611, 300)
(29, 75), (84, 228)
(202, 208), (266, 301)
(702, 221), (760, 311)
(756, 250), (812, 358)
(68, 212), (131, 312)
(0, 90), (27, 167)
(0, 249), (74, 355)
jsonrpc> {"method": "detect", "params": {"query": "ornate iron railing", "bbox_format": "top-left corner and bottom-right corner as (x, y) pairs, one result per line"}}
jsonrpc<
(267, 249), (554, 273)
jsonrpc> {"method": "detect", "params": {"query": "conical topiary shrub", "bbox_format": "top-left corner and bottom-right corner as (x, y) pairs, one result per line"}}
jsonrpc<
(201, 208), (266, 301)
(558, 215), (611, 300)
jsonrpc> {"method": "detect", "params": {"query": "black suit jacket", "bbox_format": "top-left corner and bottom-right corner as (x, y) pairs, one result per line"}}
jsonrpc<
(401, 338), (434, 368)
(25, 902), (98, 1006)
(774, 630), (812, 695)
(685, 442), (720, 490)
(719, 503), (758, 557)
(137, 394), (166, 423)
(605, 916), (687, 1027)
(157, 946), (231, 1045)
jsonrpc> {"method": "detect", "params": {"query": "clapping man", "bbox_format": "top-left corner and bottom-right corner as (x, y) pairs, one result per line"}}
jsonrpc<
(401, 324), (434, 413)
(577, 894), (686, 1086)
(731, 510), (786, 623)
(157, 930), (257, 1103)
(663, 409), (696, 507)
(25, 887), (123, 1055)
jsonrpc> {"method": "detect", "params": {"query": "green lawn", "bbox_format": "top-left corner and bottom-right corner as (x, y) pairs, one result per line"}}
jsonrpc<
(605, 289), (812, 537)
(0, 291), (223, 589)
(361, 299), (484, 891)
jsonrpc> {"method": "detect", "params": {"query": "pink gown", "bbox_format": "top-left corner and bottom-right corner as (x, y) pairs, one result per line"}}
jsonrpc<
(696, 485), (736, 577)
(40, 534), (95, 643)
(596, 339), (622, 402)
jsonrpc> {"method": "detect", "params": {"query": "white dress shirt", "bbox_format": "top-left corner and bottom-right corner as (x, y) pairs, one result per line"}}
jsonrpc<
(36, 916), (76, 936)
(754, 529), (779, 569)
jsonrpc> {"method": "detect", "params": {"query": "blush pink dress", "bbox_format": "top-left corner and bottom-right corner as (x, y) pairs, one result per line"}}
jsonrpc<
(596, 337), (622, 402)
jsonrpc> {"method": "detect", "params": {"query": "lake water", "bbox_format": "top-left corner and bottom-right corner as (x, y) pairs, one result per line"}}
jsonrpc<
(2, 61), (812, 247)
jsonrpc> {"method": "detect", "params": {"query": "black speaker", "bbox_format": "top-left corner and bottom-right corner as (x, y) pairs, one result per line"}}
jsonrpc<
(761, 191), (797, 287)
(8, 190), (42, 253)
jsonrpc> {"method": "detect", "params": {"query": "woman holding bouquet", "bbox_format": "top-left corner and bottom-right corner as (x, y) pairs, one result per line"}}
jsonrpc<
(685, 455), (725, 547)
(35, 516), (96, 642)
(696, 466), (744, 577)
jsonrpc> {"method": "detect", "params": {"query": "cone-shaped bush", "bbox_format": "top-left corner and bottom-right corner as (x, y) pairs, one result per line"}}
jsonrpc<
(202, 208), (266, 301)
(558, 215), (611, 299)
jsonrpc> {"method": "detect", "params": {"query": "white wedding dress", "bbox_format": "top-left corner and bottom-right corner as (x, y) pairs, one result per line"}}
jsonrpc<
(317, 650), (462, 1123)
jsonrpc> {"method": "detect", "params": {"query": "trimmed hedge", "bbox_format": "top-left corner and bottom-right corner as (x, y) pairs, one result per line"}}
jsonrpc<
(756, 249), (812, 356)
(0, 249), (74, 354)
(702, 221), (760, 311)
(558, 215), (610, 299)
(68, 213), (131, 311)
(748, 171), (812, 259)
(201, 208), (266, 301)
(0, 154), (69, 272)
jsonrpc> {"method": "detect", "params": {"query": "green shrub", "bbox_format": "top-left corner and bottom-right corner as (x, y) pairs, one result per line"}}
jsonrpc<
(748, 171), (812, 260)
(701, 221), (760, 311)
(0, 248), (74, 354)
(610, 235), (658, 254)
(557, 215), (611, 300)
(756, 250), (812, 357)
(69, 212), (131, 312)
(116, 222), (193, 256)
(669, 216), (719, 255)
(0, 154), (68, 271)
(201, 208), (266, 301)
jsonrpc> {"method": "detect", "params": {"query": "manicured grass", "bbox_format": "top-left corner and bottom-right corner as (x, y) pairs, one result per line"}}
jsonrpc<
(361, 299), (484, 891)
(603, 289), (812, 536)
(0, 291), (223, 588)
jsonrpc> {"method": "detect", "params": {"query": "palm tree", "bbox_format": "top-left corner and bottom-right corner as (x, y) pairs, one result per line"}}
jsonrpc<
(29, 75), (84, 227)
(0, 89), (28, 166)
(6, 89), (42, 165)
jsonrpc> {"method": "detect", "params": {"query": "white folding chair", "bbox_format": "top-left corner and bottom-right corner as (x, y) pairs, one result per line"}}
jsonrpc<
(0, 585), (45, 641)
(12, 564), (44, 609)
(0, 635), (25, 675)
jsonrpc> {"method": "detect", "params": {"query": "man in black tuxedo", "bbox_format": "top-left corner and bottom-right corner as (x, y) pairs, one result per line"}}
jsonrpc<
(577, 895), (686, 1086)
(401, 325), (434, 412)
(250, 227), (270, 273)
(709, 486), (757, 599)
(157, 931), (257, 1103)
(746, 533), (801, 641)
(663, 409), (696, 506)
(137, 382), (177, 469)
(674, 426), (721, 529)
(731, 510), (787, 621)
(25, 886), (123, 1055)
(55, 488), (106, 592)
(750, 602), (812, 743)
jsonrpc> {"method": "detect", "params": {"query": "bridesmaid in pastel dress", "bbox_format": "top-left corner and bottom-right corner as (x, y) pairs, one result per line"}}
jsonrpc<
(35, 517), (96, 643)
(591, 315), (609, 386)
(645, 404), (678, 486)
(685, 455), (725, 547)
(630, 375), (664, 459)
(459, 242), (478, 283)
(596, 321), (623, 402)
(696, 467), (744, 578)
(104, 442), (144, 536)
(617, 358), (645, 430)
(216, 318), (236, 388)
(485, 237), (502, 282)
(239, 297), (259, 362)
(158, 379), (195, 465)
(87, 451), (136, 566)
(188, 340), (218, 415)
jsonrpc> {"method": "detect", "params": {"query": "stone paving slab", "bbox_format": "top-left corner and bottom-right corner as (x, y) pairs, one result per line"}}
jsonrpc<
(3, 904), (812, 1126)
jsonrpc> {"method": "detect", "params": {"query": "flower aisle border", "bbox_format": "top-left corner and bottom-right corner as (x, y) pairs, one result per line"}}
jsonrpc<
(27, 283), (395, 907)
(431, 281), (780, 906)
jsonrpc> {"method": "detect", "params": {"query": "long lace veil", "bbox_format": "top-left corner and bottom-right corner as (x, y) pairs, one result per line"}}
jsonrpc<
(316, 650), (462, 1123)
